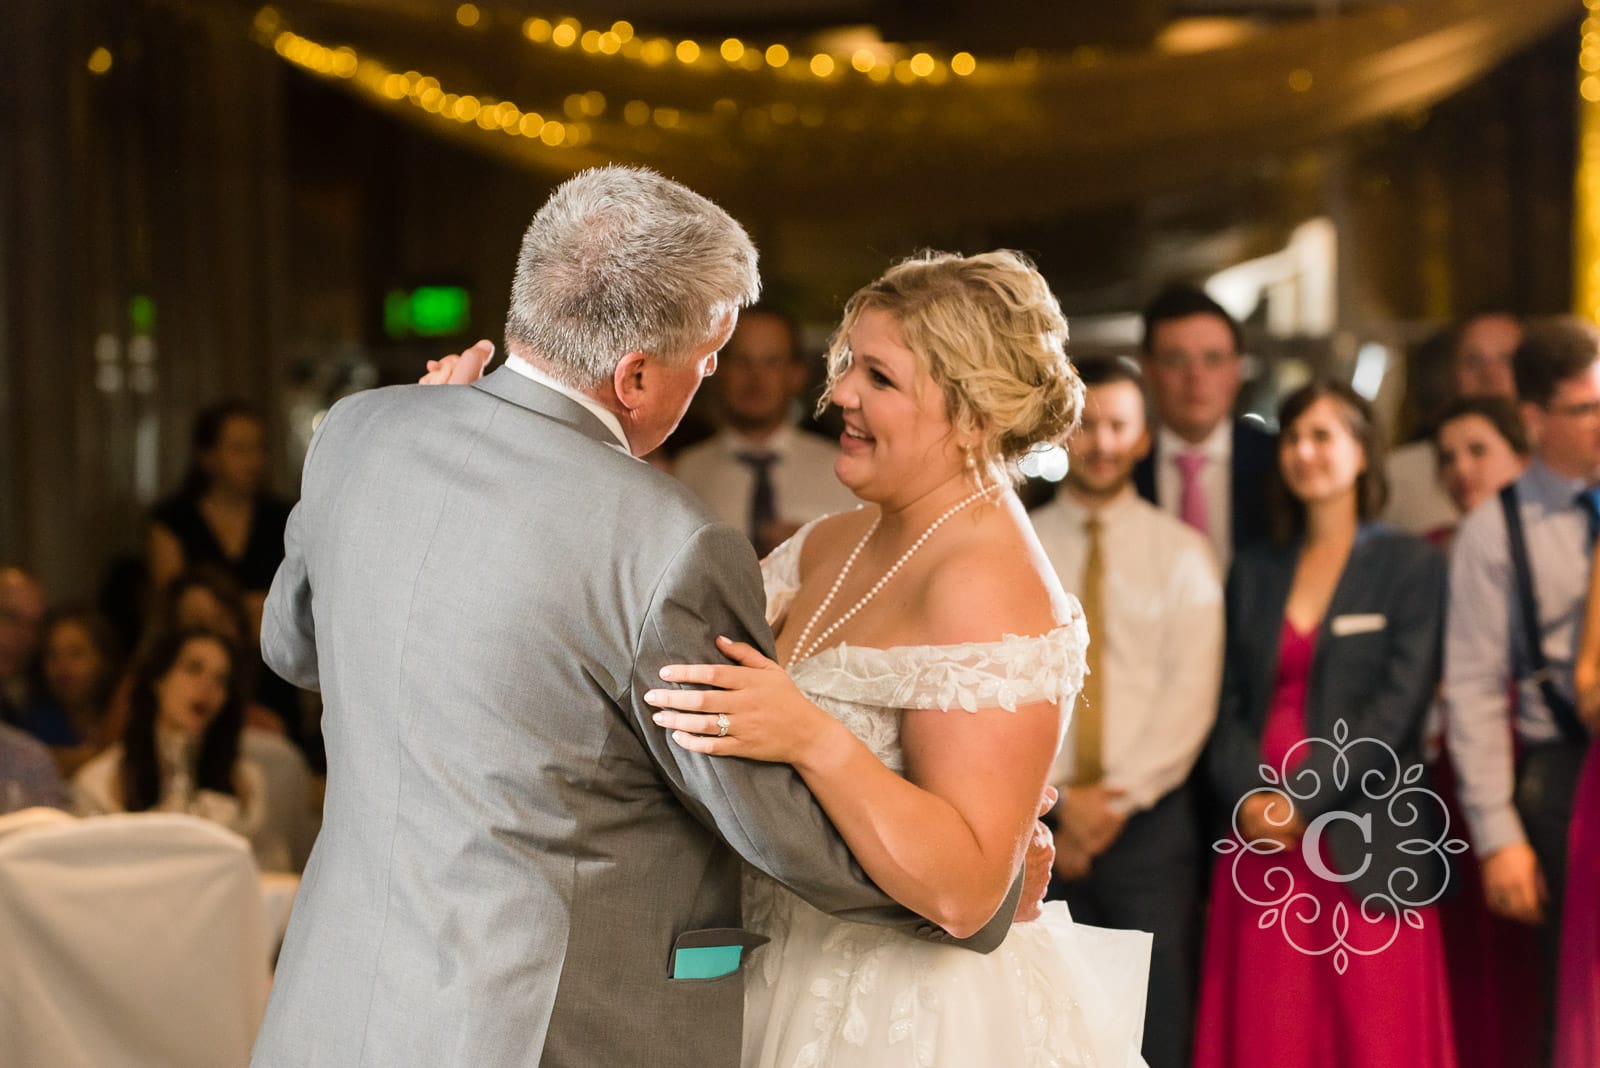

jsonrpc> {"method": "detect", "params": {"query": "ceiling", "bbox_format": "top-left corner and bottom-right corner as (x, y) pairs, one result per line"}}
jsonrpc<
(196, 0), (1577, 229)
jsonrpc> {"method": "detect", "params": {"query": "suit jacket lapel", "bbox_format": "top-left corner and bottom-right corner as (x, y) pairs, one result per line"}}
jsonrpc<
(471, 367), (628, 451)
(1307, 524), (1379, 733)
(1253, 542), (1299, 731)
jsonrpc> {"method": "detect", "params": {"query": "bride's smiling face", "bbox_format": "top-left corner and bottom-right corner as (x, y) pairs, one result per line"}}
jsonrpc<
(830, 308), (968, 504)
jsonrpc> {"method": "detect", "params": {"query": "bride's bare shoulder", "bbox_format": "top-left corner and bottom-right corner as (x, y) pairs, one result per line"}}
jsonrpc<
(796, 507), (874, 579)
(918, 503), (1075, 645)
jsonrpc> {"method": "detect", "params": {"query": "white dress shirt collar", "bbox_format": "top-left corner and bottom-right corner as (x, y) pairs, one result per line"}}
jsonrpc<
(1055, 483), (1140, 526)
(1157, 419), (1232, 465)
(504, 354), (631, 451)
(718, 424), (796, 459)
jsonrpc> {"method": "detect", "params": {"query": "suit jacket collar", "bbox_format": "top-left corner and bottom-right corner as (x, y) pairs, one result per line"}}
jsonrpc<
(1156, 421), (1232, 466)
(1251, 522), (1390, 716)
(471, 367), (631, 452)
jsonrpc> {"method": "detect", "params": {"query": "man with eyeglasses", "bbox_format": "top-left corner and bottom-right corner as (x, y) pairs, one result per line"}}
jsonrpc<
(1133, 285), (1277, 566)
(1445, 315), (1600, 1066)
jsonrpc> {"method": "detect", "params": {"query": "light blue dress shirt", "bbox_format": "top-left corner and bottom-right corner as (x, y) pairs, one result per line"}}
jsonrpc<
(1444, 459), (1594, 856)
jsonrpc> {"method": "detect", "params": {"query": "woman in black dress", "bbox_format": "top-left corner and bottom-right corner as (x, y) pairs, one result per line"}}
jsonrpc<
(147, 401), (291, 640)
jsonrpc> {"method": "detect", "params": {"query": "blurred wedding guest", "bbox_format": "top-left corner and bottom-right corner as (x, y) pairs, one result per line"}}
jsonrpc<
(0, 566), (46, 725)
(1134, 285), (1276, 566)
(1386, 313), (1524, 535)
(1430, 396), (1529, 544)
(1194, 381), (1454, 1068)
(0, 721), (67, 812)
(672, 306), (855, 555)
(1424, 396), (1539, 1068)
(1031, 357), (1222, 1068)
(151, 568), (319, 868)
(147, 401), (291, 640)
(148, 566), (317, 750)
(157, 565), (253, 647)
(1444, 317), (1600, 1065)
(16, 607), (124, 777)
(73, 626), (275, 861)
(1556, 540), (1600, 1068)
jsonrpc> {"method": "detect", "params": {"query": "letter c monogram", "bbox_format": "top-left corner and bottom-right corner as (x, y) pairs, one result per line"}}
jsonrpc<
(1303, 810), (1372, 884)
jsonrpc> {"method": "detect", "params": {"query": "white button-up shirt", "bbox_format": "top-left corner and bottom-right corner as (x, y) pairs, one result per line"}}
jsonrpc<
(672, 425), (858, 534)
(1444, 459), (1595, 856)
(1031, 486), (1226, 813)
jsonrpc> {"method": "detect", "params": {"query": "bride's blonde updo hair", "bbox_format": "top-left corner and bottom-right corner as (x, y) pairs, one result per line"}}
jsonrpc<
(820, 250), (1083, 483)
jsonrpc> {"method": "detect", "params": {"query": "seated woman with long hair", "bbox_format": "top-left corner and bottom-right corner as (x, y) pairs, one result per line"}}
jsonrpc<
(73, 626), (268, 848)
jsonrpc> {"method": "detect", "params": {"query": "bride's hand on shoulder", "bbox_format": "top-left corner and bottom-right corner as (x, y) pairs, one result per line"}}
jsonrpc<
(646, 636), (850, 769)
(418, 339), (494, 385)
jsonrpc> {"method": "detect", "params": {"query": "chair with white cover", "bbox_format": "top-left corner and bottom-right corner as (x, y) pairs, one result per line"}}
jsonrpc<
(241, 728), (319, 872)
(0, 812), (269, 1068)
(0, 804), (74, 842)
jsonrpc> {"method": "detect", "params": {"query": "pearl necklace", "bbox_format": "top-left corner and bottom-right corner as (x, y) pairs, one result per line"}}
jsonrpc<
(787, 487), (992, 665)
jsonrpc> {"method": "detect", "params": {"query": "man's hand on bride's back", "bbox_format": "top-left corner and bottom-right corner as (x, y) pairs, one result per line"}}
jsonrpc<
(418, 339), (494, 385)
(1014, 786), (1058, 923)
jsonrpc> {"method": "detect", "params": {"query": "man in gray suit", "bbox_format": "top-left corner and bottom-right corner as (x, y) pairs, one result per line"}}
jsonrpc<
(252, 167), (1025, 1067)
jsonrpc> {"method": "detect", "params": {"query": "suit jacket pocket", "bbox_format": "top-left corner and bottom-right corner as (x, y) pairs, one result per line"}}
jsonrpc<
(668, 927), (771, 980)
(1330, 613), (1387, 637)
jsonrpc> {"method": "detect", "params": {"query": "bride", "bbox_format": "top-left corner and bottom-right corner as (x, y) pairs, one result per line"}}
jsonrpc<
(424, 250), (1151, 1066)
(644, 251), (1151, 1067)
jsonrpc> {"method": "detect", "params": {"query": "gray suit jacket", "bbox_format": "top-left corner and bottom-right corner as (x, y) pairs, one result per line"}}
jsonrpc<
(252, 368), (1014, 1067)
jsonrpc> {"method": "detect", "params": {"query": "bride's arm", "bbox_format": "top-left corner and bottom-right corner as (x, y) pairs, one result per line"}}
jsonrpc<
(649, 565), (1063, 938)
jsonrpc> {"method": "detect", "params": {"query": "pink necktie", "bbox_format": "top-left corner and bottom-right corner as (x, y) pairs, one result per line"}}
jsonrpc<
(1175, 449), (1210, 536)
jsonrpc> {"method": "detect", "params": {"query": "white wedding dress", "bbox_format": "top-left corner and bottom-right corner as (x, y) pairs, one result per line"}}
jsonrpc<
(742, 521), (1153, 1068)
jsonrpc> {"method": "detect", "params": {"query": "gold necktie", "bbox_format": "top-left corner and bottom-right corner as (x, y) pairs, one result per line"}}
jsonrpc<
(1072, 514), (1105, 786)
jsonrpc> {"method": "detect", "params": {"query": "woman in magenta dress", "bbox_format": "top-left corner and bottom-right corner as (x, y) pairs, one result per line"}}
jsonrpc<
(1556, 541), (1600, 1068)
(1194, 381), (1456, 1068)
(1427, 397), (1541, 1068)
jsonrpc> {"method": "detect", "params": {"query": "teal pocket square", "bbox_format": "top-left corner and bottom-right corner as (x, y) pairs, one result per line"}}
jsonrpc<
(668, 927), (771, 980)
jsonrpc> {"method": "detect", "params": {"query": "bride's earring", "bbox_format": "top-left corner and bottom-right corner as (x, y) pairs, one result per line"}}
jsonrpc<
(964, 447), (987, 492)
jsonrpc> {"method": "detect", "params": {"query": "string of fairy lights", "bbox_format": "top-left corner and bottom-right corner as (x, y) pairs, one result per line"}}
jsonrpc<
(257, 7), (594, 150)
(1575, 0), (1600, 320)
(247, 3), (1015, 155)
(457, 3), (985, 86)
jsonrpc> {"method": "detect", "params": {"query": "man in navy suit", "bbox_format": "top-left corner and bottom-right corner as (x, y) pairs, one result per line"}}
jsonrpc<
(1133, 285), (1277, 565)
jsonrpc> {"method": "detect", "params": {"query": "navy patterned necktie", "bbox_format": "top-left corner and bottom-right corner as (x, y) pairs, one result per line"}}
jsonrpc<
(735, 451), (778, 550)
(1577, 486), (1600, 548)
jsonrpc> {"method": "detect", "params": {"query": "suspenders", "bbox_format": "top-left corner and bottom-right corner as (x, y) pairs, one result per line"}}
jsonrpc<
(1498, 484), (1590, 745)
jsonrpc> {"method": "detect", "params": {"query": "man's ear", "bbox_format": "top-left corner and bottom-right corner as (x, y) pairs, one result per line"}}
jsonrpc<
(1520, 400), (1545, 450)
(1131, 427), (1153, 463)
(613, 351), (651, 413)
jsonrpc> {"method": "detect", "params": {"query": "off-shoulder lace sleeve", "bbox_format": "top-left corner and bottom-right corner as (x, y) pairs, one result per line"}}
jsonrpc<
(758, 515), (828, 629)
(794, 607), (1088, 716)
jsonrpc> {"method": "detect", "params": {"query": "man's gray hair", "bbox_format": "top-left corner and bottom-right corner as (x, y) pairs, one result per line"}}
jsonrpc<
(505, 166), (761, 388)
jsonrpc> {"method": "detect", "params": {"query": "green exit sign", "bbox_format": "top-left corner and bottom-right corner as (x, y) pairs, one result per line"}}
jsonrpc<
(385, 285), (470, 338)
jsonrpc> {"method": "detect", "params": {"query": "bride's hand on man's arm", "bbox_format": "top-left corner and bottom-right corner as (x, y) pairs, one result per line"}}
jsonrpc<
(646, 636), (854, 771)
(417, 339), (494, 385)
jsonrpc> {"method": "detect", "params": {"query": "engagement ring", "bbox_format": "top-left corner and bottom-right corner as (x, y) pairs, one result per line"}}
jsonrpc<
(716, 713), (730, 738)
